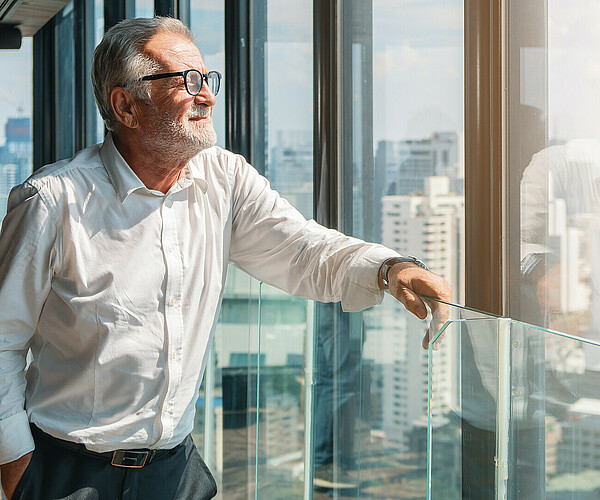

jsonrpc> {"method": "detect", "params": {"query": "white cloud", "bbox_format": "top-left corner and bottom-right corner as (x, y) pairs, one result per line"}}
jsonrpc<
(267, 0), (312, 43)
(374, 42), (421, 80)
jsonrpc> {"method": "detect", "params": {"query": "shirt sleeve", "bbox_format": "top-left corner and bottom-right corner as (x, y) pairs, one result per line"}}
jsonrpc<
(0, 181), (60, 464)
(228, 156), (399, 312)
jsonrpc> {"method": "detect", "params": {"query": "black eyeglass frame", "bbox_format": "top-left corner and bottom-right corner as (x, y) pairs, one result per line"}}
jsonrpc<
(138, 69), (222, 96)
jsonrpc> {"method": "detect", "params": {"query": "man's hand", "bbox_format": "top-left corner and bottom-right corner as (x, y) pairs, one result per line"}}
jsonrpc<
(381, 262), (452, 349)
(1, 452), (33, 500)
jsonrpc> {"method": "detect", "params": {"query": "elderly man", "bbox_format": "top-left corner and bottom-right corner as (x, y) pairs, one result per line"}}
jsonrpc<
(0, 17), (450, 500)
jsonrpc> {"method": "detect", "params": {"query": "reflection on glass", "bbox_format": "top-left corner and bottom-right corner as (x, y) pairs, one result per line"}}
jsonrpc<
(517, 2), (600, 346)
(0, 39), (32, 220)
(255, 1), (313, 497)
(512, 4), (600, 497)
(345, 1), (464, 498)
(429, 305), (600, 499)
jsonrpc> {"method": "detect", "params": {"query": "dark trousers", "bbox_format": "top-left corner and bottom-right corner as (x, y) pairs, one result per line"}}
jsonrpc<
(313, 303), (361, 469)
(12, 425), (217, 500)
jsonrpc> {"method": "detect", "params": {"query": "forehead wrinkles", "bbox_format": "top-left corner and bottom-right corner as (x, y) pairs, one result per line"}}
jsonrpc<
(144, 35), (205, 72)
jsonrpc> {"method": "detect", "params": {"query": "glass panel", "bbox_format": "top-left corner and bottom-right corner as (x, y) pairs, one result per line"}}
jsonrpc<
(515, 1), (600, 343)
(428, 309), (503, 500)
(255, 1), (313, 497)
(0, 39), (33, 220)
(429, 306), (600, 499)
(255, 283), (308, 497)
(263, 0), (313, 218)
(339, 1), (464, 498)
(211, 272), (261, 499)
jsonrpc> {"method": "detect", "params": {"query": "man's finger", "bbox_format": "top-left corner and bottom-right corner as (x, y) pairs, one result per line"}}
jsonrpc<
(394, 286), (427, 319)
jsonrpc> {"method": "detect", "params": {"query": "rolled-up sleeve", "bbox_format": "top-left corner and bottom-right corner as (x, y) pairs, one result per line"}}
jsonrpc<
(228, 156), (399, 312)
(0, 181), (59, 464)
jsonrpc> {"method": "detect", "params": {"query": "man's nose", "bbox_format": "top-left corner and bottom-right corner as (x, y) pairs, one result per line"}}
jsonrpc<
(194, 85), (216, 107)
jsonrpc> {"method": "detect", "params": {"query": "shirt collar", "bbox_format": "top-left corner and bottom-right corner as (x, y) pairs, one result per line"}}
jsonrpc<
(99, 134), (147, 203)
(99, 134), (209, 202)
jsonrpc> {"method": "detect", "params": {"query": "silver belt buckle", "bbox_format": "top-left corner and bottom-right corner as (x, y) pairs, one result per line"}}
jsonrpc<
(110, 449), (153, 468)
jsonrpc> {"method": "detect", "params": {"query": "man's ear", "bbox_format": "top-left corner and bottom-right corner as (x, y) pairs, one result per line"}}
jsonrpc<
(110, 87), (142, 129)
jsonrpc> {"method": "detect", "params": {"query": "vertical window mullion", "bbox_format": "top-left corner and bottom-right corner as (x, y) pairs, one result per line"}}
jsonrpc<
(464, 0), (506, 315)
(224, 0), (252, 164)
(313, 0), (338, 228)
(33, 20), (56, 170)
(104, 0), (135, 32)
(154, 0), (190, 24)
(74, 0), (97, 150)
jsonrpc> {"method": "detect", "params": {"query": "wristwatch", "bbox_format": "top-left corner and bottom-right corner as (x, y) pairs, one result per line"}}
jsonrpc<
(380, 256), (429, 288)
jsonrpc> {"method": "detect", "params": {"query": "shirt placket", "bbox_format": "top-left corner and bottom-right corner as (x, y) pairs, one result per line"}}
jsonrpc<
(158, 192), (185, 443)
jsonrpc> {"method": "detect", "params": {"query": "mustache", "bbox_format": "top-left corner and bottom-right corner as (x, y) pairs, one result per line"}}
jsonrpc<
(186, 104), (211, 119)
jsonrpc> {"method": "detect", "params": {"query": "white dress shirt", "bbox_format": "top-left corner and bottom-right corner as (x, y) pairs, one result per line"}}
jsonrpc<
(0, 134), (396, 463)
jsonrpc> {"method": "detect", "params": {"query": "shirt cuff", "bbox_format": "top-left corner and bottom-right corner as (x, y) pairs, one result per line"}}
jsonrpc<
(341, 245), (401, 312)
(0, 411), (34, 465)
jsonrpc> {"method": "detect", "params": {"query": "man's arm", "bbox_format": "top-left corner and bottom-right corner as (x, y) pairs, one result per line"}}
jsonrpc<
(229, 156), (408, 311)
(228, 155), (451, 320)
(0, 181), (59, 493)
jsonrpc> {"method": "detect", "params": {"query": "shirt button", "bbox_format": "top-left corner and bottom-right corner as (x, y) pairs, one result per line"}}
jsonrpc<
(168, 245), (175, 253)
(172, 351), (179, 359)
(169, 297), (177, 306)
(513, 341), (521, 348)
(513, 389), (522, 397)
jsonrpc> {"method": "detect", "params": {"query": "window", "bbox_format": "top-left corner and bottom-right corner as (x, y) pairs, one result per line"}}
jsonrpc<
(0, 39), (33, 220)
(356, 2), (464, 495)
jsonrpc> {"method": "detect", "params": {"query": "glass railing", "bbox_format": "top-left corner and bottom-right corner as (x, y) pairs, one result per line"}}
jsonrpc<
(252, 289), (447, 499)
(428, 301), (600, 500)
(197, 286), (600, 499)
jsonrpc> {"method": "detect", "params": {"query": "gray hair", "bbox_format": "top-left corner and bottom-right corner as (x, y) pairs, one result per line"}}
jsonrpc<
(91, 17), (194, 132)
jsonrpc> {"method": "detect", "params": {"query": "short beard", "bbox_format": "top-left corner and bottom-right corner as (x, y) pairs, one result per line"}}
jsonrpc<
(141, 103), (217, 164)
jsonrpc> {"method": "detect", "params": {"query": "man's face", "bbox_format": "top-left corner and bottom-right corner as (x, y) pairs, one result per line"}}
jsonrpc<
(138, 32), (217, 159)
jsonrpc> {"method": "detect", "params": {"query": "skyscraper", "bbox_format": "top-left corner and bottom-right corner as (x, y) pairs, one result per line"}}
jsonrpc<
(0, 117), (32, 220)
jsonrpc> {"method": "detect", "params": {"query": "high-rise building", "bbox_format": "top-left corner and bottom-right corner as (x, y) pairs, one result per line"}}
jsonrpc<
(269, 130), (313, 219)
(373, 131), (463, 242)
(375, 132), (462, 198)
(363, 176), (464, 451)
(0, 117), (32, 220)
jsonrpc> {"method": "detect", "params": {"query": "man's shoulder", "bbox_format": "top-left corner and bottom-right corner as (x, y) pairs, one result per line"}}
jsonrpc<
(190, 146), (249, 178)
(194, 146), (244, 163)
(27, 144), (105, 192)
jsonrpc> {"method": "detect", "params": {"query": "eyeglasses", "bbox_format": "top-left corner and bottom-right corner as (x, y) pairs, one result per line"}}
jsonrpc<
(138, 69), (222, 97)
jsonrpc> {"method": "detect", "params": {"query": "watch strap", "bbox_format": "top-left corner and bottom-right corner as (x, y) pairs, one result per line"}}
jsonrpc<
(381, 256), (429, 288)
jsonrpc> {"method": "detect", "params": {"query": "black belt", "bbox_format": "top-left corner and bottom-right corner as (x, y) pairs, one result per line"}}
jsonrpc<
(31, 424), (179, 469)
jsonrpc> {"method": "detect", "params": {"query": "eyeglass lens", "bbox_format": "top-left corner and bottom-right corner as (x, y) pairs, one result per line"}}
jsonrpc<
(185, 70), (220, 96)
